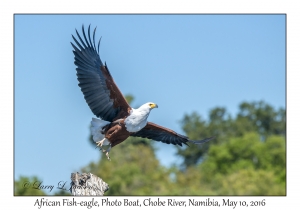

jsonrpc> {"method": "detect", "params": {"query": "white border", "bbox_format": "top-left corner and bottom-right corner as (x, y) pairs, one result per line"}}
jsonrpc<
(2, 0), (298, 209)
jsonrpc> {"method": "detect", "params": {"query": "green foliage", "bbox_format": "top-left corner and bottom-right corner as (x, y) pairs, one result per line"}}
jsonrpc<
(212, 169), (285, 195)
(236, 101), (286, 137)
(177, 108), (235, 167)
(170, 133), (286, 196)
(177, 101), (286, 167)
(14, 176), (47, 196)
(125, 94), (134, 105)
(198, 133), (285, 194)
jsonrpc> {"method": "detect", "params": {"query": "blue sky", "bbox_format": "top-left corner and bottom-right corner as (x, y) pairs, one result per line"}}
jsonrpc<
(14, 14), (285, 194)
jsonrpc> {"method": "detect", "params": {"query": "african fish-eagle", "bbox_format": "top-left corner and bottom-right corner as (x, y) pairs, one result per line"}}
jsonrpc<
(71, 25), (214, 160)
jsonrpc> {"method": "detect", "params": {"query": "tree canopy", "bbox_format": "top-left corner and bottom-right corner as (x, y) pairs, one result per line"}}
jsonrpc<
(177, 101), (286, 167)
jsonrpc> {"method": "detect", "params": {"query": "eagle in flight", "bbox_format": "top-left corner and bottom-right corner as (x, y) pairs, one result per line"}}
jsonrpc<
(71, 25), (214, 160)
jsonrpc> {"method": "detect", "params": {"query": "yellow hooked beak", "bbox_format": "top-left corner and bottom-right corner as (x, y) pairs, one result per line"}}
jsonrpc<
(150, 103), (158, 109)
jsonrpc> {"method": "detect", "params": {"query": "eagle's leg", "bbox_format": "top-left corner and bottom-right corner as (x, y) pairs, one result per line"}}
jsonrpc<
(112, 119), (122, 126)
(102, 144), (111, 160)
(95, 138), (109, 149)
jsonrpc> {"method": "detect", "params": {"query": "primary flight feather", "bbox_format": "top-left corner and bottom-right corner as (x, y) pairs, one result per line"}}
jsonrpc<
(71, 25), (214, 160)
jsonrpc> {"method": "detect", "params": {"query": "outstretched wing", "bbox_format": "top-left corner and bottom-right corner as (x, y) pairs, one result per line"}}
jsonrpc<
(71, 25), (131, 122)
(131, 122), (214, 146)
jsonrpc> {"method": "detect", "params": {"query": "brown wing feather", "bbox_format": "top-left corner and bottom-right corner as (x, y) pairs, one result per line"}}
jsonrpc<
(131, 122), (214, 146)
(100, 64), (132, 120)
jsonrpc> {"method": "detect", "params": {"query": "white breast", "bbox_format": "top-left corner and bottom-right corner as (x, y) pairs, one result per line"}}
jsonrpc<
(124, 106), (151, 132)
